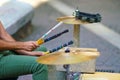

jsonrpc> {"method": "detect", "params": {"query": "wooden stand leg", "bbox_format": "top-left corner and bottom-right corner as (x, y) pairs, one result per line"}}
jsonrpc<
(73, 24), (80, 47)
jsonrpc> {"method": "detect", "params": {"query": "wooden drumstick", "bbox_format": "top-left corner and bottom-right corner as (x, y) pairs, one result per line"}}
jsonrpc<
(36, 29), (69, 45)
(41, 22), (63, 39)
(44, 40), (73, 54)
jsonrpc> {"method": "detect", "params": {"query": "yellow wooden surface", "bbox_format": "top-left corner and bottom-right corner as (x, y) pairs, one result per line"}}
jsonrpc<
(82, 72), (120, 80)
(73, 24), (80, 47)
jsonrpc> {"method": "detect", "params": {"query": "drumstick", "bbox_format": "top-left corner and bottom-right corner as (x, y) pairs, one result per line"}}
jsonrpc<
(36, 29), (69, 45)
(44, 40), (73, 54)
(41, 22), (63, 39)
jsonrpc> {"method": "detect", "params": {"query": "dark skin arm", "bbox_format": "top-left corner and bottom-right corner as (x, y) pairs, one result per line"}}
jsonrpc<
(0, 21), (44, 56)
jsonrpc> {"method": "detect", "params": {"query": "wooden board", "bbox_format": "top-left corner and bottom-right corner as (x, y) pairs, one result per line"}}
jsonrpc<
(82, 72), (120, 80)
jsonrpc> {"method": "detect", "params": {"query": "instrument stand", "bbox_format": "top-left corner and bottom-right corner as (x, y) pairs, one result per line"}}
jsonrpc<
(63, 65), (81, 80)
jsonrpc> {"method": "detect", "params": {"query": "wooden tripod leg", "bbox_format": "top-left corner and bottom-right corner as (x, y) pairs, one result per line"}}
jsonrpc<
(73, 24), (80, 47)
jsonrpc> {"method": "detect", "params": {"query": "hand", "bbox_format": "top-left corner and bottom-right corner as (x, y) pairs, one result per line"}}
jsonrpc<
(27, 51), (45, 56)
(22, 41), (39, 51)
(15, 50), (45, 56)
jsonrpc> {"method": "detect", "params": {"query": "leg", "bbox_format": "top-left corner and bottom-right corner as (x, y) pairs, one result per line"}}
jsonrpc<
(0, 77), (18, 80)
(33, 46), (48, 80)
(35, 46), (47, 52)
(0, 46), (48, 80)
(0, 54), (48, 80)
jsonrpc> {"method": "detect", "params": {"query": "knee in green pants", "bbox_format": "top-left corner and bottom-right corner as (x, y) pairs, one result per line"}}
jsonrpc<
(32, 64), (48, 80)
(35, 46), (47, 52)
(33, 46), (48, 80)
(0, 46), (48, 80)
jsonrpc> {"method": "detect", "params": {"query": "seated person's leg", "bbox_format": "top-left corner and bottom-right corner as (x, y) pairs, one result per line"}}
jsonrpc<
(35, 46), (47, 52)
(0, 46), (48, 80)
(0, 77), (18, 80)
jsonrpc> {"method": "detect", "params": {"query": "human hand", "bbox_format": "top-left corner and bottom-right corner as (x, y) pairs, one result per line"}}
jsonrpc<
(15, 50), (45, 56)
(22, 41), (39, 51)
(27, 51), (45, 56)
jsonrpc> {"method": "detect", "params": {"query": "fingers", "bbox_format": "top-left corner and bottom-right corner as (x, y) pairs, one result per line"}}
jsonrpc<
(30, 42), (39, 49)
(29, 51), (46, 56)
(31, 41), (39, 48)
(23, 41), (39, 51)
(36, 52), (45, 56)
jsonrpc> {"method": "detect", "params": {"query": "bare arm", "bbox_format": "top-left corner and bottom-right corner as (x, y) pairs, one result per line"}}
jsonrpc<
(0, 21), (44, 56)
(0, 39), (44, 56)
(0, 21), (15, 41)
(0, 39), (23, 51)
(0, 39), (38, 51)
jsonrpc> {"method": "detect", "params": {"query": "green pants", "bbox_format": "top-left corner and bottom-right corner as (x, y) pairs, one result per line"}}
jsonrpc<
(0, 46), (48, 80)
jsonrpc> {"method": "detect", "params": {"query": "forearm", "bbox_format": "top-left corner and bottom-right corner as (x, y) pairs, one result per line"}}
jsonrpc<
(0, 30), (16, 42)
(0, 40), (25, 51)
(0, 21), (38, 55)
(0, 21), (16, 41)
